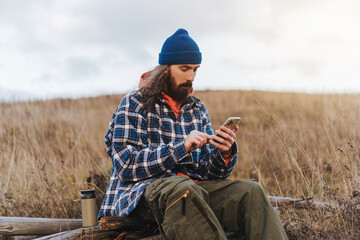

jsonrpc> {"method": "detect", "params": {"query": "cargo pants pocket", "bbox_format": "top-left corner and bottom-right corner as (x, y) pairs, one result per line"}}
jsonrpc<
(162, 195), (227, 240)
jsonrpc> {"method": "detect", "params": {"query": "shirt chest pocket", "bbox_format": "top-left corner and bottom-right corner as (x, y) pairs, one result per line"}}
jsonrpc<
(157, 118), (177, 144)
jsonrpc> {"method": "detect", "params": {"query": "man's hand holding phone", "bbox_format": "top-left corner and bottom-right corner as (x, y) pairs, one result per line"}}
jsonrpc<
(210, 117), (240, 154)
(184, 117), (240, 153)
(210, 125), (238, 153)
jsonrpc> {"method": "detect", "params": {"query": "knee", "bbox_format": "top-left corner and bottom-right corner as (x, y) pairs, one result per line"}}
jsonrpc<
(231, 180), (267, 199)
(244, 181), (269, 205)
(170, 180), (208, 201)
(247, 181), (266, 194)
(249, 181), (265, 191)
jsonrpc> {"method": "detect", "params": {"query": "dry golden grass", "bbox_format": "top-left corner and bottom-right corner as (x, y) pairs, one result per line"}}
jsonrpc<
(1, 90), (360, 239)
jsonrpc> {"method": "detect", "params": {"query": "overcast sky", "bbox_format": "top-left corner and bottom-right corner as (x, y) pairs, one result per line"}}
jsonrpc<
(1, 0), (360, 101)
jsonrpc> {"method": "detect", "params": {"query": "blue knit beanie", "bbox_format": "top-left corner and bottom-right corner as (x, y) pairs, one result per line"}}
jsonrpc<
(159, 29), (202, 65)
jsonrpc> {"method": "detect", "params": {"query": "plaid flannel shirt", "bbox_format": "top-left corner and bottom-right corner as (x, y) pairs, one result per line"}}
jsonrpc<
(98, 89), (238, 218)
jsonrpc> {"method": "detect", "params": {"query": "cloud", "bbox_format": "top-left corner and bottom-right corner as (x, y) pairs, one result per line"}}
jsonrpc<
(1, 0), (360, 102)
(286, 56), (324, 77)
(65, 56), (101, 79)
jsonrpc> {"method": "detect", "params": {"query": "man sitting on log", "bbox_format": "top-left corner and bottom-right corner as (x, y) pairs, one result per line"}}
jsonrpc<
(98, 28), (288, 240)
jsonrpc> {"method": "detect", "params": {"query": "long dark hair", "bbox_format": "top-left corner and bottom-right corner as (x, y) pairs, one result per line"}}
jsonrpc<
(139, 65), (170, 111)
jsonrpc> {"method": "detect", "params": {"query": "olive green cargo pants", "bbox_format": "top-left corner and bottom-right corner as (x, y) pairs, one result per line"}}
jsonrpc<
(130, 176), (288, 240)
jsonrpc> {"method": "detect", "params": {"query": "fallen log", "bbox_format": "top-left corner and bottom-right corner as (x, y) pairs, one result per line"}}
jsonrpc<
(98, 196), (336, 232)
(3, 236), (46, 240)
(32, 228), (83, 240)
(98, 216), (244, 240)
(33, 226), (134, 240)
(35, 226), (242, 240)
(0, 196), (335, 239)
(96, 197), (336, 240)
(0, 217), (82, 236)
(267, 196), (337, 209)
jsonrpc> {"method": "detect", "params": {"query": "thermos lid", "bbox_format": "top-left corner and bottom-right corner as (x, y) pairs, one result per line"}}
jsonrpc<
(81, 189), (96, 199)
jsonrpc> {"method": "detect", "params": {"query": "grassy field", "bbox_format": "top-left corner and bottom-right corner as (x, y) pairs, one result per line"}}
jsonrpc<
(1, 90), (359, 239)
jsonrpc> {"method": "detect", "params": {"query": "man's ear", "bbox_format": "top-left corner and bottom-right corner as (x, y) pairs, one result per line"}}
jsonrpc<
(164, 65), (170, 74)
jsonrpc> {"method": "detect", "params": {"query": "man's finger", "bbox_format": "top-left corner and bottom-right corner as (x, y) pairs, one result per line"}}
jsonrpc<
(194, 131), (212, 144)
(198, 132), (212, 140)
(190, 130), (212, 140)
(194, 135), (207, 146)
(191, 138), (202, 148)
(220, 126), (236, 139)
(215, 130), (234, 143)
(213, 134), (226, 144)
(209, 139), (229, 151)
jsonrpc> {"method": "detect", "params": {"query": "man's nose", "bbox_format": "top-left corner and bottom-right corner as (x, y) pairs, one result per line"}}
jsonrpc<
(187, 71), (196, 82)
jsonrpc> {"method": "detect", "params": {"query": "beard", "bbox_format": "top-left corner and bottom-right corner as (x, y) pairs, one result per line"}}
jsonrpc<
(164, 74), (193, 103)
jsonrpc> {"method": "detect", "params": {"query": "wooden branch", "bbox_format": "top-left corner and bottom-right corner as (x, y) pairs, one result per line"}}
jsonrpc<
(33, 226), (121, 240)
(0, 217), (82, 236)
(0, 236), (46, 240)
(99, 216), (157, 232)
(267, 196), (337, 209)
(33, 226), (160, 240)
(32, 228), (83, 240)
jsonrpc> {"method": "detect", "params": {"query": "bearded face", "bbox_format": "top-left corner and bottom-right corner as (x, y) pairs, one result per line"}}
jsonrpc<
(164, 71), (193, 103)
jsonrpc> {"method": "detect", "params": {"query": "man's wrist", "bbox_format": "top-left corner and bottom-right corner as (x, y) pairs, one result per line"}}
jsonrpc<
(220, 149), (232, 156)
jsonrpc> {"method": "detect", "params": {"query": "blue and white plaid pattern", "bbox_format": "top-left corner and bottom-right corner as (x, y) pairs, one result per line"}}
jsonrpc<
(98, 90), (238, 218)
